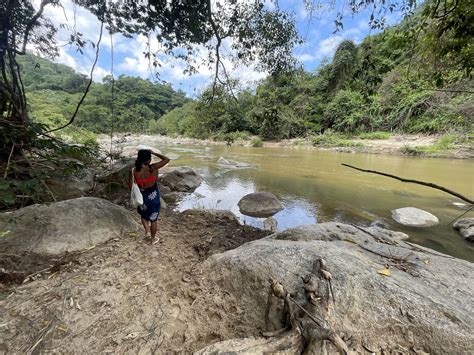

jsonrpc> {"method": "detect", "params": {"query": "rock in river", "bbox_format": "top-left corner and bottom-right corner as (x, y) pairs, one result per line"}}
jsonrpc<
(453, 217), (474, 242)
(391, 207), (439, 227)
(202, 222), (473, 354)
(160, 166), (203, 192)
(238, 192), (283, 218)
(0, 197), (138, 255)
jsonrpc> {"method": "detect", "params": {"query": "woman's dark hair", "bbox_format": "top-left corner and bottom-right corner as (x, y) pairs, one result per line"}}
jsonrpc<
(135, 149), (152, 172)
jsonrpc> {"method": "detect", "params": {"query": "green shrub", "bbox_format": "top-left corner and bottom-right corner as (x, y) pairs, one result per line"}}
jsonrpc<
(62, 127), (99, 149)
(250, 137), (263, 147)
(147, 119), (168, 135)
(402, 109), (465, 134)
(311, 132), (364, 147)
(323, 90), (366, 132)
(230, 131), (251, 141)
(292, 139), (306, 146)
(401, 134), (460, 155)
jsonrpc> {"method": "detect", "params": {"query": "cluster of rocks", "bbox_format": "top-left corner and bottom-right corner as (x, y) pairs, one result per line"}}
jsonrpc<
(0, 162), (204, 255)
(390, 206), (473, 242)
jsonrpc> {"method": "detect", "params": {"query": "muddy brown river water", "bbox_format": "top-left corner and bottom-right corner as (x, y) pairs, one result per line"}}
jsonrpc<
(118, 139), (474, 261)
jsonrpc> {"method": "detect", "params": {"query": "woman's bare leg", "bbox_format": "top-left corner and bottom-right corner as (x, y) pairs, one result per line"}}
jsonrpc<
(150, 221), (158, 244)
(141, 217), (150, 237)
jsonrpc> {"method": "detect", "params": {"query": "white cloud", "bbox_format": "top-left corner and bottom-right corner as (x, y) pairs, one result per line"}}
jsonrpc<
(92, 66), (110, 82)
(55, 47), (78, 69)
(314, 24), (364, 60)
(296, 53), (316, 62)
(316, 36), (343, 58)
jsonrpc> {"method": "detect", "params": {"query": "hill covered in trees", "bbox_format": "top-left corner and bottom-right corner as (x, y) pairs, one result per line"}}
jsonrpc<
(21, 16), (472, 144)
(18, 53), (190, 144)
(154, 26), (472, 141)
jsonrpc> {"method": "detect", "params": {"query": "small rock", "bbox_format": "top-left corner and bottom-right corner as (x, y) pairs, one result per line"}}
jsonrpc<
(263, 217), (278, 232)
(238, 192), (283, 218)
(453, 218), (474, 242)
(160, 197), (167, 210)
(217, 157), (252, 169)
(161, 191), (182, 204)
(159, 185), (172, 196)
(217, 157), (230, 165)
(391, 207), (439, 227)
(370, 219), (388, 229)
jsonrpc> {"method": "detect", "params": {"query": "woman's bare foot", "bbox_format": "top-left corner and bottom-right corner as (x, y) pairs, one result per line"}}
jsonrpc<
(151, 237), (160, 245)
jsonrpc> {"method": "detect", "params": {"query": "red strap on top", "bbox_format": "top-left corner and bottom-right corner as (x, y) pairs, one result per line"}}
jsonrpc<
(134, 171), (158, 188)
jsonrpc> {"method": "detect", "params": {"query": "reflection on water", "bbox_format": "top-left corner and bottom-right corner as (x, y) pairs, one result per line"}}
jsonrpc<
(154, 143), (473, 261)
(178, 178), (317, 230)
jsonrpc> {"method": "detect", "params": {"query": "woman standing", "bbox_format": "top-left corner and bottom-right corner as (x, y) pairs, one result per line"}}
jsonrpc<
(129, 149), (170, 244)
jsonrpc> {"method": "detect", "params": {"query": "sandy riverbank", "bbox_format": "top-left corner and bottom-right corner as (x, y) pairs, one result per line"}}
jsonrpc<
(0, 209), (270, 353)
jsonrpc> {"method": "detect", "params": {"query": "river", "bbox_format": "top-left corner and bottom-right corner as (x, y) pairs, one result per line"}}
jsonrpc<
(122, 140), (473, 262)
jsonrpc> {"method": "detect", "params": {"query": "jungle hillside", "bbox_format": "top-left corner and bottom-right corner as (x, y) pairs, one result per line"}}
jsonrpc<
(20, 17), (473, 146)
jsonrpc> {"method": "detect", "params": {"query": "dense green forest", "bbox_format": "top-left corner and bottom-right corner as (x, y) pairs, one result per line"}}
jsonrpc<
(21, 14), (472, 145)
(18, 53), (189, 145)
(153, 26), (472, 141)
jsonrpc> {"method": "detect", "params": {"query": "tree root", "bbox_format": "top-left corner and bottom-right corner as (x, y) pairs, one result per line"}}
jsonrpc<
(266, 258), (350, 354)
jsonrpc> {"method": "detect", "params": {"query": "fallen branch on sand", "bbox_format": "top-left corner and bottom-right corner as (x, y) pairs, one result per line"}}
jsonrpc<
(341, 163), (473, 205)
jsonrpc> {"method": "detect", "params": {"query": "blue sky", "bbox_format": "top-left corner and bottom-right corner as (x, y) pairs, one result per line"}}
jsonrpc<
(34, 0), (403, 97)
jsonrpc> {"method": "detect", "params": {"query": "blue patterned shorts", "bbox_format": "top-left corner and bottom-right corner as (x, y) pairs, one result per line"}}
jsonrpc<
(137, 184), (161, 222)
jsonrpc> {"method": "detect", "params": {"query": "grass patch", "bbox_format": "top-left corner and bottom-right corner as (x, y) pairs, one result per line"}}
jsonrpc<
(357, 131), (391, 140)
(292, 139), (306, 146)
(400, 146), (425, 155)
(401, 134), (462, 155)
(311, 133), (364, 148)
(250, 137), (263, 147)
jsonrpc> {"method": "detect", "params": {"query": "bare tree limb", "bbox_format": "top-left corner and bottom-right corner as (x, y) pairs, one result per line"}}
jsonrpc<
(206, 0), (221, 99)
(45, 19), (104, 134)
(205, 0), (237, 101)
(4, 143), (15, 178)
(341, 163), (473, 204)
(20, 0), (55, 54)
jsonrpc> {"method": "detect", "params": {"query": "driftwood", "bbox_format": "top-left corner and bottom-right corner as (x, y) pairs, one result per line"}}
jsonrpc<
(341, 163), (473, 205)
(266, 258), (349, 355)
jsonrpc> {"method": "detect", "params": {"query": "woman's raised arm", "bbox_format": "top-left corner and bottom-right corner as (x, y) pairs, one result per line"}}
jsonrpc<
(151, 151), (170, 170)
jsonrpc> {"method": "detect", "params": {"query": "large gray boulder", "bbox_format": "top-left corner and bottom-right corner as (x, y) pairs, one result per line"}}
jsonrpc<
(203, 223), (473, 354)
(96, 158), (133, 188)
(391, 207), (439, 227)
(238, 192), (283, 218)
(45, 171), (95, 200)
(45, 161), (95, 201)
(0, 197), (138, 255)
(453, 218), (474, 242)
(160, 166), (203, 192)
